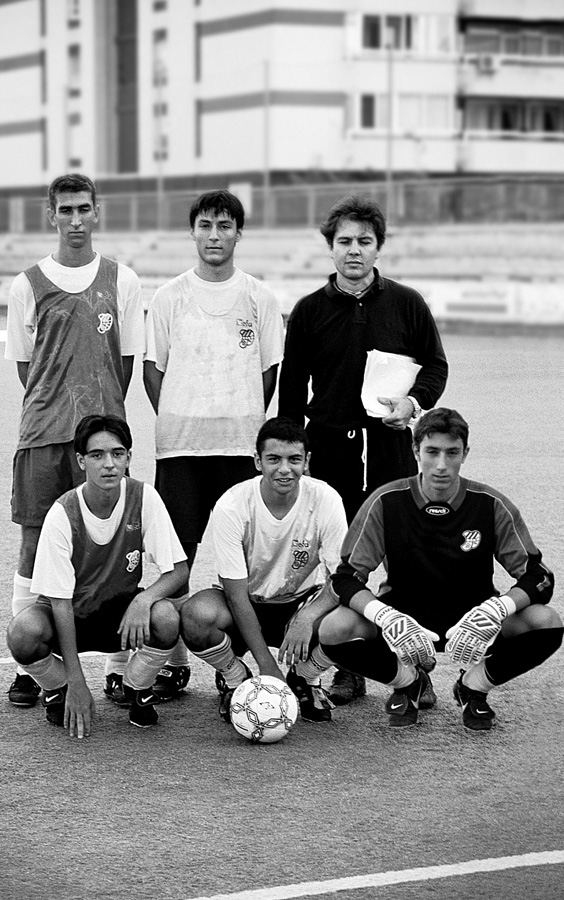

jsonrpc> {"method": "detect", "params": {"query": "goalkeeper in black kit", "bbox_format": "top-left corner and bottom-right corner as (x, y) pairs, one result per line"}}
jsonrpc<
(297, 407), (562, 731)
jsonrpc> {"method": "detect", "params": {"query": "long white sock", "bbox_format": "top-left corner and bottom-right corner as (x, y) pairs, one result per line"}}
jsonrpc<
(123, 645), (172, 691)
(105, 651), (130, 677)
(166, 638), (190, 667)
(192, 635), (248, 688)
(463, 660), (495, 694)
(387, 662), (418, 689)
(21, 654), (66, 691)
(295, 645), (334, 685)
(12, 573), (39, 676)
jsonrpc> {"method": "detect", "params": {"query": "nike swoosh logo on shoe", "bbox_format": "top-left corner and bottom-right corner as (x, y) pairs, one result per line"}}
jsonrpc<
(44, 694), (62, 704)
(139, 695), (155, 705)
(390, 703), (404, 710)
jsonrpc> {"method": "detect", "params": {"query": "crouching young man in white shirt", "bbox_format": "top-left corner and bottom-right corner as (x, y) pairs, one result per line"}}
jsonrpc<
(7, 415), (188, 738)
(179, 417), (348, 724)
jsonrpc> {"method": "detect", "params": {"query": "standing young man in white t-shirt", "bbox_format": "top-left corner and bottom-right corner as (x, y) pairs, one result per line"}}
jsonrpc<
(179, 417), (348, 724)
(144, 190), (284, 701)
(5, 174), (144, 709)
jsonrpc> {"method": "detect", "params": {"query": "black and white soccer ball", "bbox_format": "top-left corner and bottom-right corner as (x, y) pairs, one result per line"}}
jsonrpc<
(230, 675), (298, 744)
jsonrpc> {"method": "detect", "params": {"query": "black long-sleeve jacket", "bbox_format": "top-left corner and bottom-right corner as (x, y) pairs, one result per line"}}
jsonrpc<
(278, 271), (448, 430)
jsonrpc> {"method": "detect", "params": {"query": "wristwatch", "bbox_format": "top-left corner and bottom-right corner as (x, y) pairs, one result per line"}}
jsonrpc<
(407, 395), (421, 419)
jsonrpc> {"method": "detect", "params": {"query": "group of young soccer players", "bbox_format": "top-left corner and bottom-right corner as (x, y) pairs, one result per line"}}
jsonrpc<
(5, 173), (562, 740)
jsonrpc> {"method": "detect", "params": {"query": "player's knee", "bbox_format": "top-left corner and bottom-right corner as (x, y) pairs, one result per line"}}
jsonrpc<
(319, 605), (369, 645)
(508, 603), (563, 636)
(180, 589), (227, 644)
(149, 599), (180, 648)
(7, 608), (50, 663)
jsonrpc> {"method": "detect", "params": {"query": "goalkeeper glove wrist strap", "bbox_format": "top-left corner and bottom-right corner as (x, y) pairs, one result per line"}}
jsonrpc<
(487, 595), (517, 618)
(363, 598), (391, 625)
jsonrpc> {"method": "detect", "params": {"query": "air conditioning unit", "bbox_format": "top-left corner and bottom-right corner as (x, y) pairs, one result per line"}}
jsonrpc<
(477, 53), (499, 74)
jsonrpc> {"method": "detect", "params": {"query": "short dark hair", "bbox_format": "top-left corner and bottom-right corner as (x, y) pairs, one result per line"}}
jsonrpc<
(320, 195), (386, 250)
(189, 190), (245, 230)
(48, 173), (97, 210)
(256, 417), (309, 457)
(413, 408), (469, 451)
(74, 415), (132, 456)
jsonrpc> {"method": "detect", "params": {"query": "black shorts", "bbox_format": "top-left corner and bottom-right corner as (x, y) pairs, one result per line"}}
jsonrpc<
(230, 587), (322, 657)
(155, 455), (257, 545)
(12, 443), (86, 527)
(37, 593), (135, 655)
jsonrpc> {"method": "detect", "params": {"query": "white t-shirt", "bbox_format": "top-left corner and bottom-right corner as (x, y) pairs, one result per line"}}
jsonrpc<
(5, 253), (145, 361)
(145, 267), (284, 458)
(31, 481), (186, 600)
(211, 475), (348, 604)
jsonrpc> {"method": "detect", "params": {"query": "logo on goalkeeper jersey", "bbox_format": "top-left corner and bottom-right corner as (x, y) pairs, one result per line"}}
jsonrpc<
(425, 504), (450, 516)
(461, 530), (481, 552)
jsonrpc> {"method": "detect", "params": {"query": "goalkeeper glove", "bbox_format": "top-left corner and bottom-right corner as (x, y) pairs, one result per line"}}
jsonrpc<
(445, 595), (516, 667)
(365, 601), (439, 671)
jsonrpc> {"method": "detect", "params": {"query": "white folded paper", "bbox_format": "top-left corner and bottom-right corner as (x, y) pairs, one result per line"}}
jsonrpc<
(361, 350), (421, 418)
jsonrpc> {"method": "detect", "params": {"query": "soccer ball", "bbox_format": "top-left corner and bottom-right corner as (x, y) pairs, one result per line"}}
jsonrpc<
(230, 675), (299, 744)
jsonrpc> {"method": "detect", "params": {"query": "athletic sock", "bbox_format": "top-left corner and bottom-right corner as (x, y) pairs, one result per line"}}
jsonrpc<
(192, 635), (248, 689)
(123, 645), (172, 692)
(462, 660), (495, 694)
(295, 645), (334, 685)
(12, 574), (40, 675)
(387, 662), (418, 690)
(105, 651), (130, 677)
(22, 654), (66, 691)
(166, 638), (190, 667)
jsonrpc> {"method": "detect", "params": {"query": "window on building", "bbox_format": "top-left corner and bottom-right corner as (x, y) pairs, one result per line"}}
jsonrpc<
(153, 1), (167, 9)
(359, 94), (389, 129)
(397, 94), (451, 131)
(67, 0), (80, 26)
(153, 102), (168, 117)
(67, 44), (81, 91)
(361, 95), (375, 128)
(362, 15), (413, 50)
(465, 29), (501, 53)
(153, 29), (168, 86)
(522, 32), (543, 56)
(546, 35), (564, 56)
(154, 133), (168, 161)
(501, 32), (521, 54)
(363, 16), (381, 49)
(464, 99), (564, 134)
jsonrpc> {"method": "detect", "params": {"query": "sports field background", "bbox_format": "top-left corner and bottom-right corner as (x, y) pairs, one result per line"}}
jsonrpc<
(1, 331), (563, 900)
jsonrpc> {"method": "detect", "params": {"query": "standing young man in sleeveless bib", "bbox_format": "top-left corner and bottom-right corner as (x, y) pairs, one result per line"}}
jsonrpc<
(5, 174), (144, 708)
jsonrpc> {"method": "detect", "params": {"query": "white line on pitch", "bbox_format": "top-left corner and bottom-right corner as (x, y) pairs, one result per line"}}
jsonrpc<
(185, 851), (564, 900)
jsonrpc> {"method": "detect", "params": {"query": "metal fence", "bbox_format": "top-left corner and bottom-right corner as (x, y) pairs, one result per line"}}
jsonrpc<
(3, 175), (564, 232)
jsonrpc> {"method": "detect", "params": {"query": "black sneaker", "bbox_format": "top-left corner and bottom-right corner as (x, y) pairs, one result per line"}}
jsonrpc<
(328, 669), (367, 706)
(103, 673), (130, 707)
(385, 669), (428, 728)
(124, 685), (160, 728)
(153, 664), (191, 702)
(418, 669), (437, 709)
(286, 667), (333, 722)
(42, 685), (68, 727)
(453, 672), (495, 732)
(215, 663), (253, 722)
(8, 673), (41, 707)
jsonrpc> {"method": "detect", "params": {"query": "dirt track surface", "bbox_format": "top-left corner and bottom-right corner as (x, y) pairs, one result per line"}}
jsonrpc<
(1, 333), (563, 900)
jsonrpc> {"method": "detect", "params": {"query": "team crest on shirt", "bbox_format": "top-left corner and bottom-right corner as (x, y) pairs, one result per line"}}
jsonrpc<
(125, 550), (141, 572)
(126, 520), (141, 531)
(237, 319), (255, 348)
(461, 530), (481, 552)
(97, 312), (113, 334)
(291, 539), (310, 570)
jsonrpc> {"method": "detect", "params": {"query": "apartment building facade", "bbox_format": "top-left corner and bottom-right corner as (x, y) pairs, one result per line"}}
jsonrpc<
(0, 0), (563, 194)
